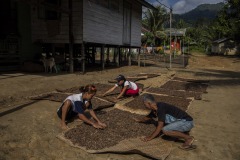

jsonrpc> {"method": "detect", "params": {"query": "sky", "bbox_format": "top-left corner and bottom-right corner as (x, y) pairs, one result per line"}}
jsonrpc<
(145, 0), (224, 14)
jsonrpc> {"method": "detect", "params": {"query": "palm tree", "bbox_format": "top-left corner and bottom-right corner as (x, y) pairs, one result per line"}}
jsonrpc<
(142, 5), (168, 46)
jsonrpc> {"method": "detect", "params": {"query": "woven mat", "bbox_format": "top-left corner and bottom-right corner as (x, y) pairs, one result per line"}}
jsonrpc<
(29, 92), (114, 110)
(28, 92), (71, 102)
(172, 77), (210, 83)
(114, 103), (151, 115)
(56, 109), (172, 159)
(115, 93), (193, 115)
(136, 73), (160, 78)
(161, 80), (208, 93)
(145, 87), (202, 100)
(57, 133), (171, 159)
(55, 83), (118, 96)
(108, 76), (147, 83)
(108, 73), (160, 84)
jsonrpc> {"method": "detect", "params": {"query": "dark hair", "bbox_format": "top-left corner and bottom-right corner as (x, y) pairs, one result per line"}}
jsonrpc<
(143, 94), (155, 103)
(115, 74), (126, 82)
(79, 84), (97, 94)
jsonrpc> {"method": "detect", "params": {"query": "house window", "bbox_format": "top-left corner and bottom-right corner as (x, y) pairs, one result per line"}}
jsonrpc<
(38, 0), (61, 20)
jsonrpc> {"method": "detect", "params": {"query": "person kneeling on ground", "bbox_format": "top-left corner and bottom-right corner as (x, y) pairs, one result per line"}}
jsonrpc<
(57, 84), (107, 130)
(102, 75), (139, 100)
(134, 94), (196, 150)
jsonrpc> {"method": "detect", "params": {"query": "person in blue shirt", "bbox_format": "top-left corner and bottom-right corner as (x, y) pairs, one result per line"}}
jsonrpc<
(134, 94), (196, 150)
(57, 84), (107, 130)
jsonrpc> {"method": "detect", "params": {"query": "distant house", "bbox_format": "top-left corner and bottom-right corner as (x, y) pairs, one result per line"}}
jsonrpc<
(165, 28), (186, 54)
(211, 38), (239, 55)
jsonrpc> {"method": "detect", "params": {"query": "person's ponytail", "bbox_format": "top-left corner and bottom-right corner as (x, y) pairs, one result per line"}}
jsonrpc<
(79, 84), (97, 94)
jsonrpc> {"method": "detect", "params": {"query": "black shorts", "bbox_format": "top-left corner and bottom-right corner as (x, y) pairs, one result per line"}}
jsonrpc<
(57, 103), (78, 121)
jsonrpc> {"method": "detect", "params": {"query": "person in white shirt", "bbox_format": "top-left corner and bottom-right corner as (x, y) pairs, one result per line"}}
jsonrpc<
(103, 75), (139, 100)
(57, 84), (107, 130)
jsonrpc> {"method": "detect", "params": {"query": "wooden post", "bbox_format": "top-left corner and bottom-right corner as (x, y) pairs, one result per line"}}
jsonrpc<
(118, 47), (121, 67)
(69, 0), (74, 73)
(128, 47), (131, 66)
(113, 48), (116, 63)
(101, 45), (105, 70)
(106, 47), (110, 65)
(81, 42), (85, 73)
(183, 38), (185, 67)
(92, 47), (96, 64)
(138, 48), (140, 67)
(144, 53), (146, 67)
(169, 7), (172, 69)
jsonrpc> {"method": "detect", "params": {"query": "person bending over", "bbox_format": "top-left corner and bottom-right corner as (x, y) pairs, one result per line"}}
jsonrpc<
(57, 84), (107, 130)
(134, 94), (196, 150)
(103, 75), (139, 99)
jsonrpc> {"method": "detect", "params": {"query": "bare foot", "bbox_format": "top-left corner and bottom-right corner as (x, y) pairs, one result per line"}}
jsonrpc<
(75, 119), (83, 122)
(183, 136), (194, 147)
(61, 122), (69, 130)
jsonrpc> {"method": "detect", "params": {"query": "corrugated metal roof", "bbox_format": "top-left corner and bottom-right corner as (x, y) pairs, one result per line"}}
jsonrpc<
(164, 28), (186, 36)
(212, 38), (229, 44)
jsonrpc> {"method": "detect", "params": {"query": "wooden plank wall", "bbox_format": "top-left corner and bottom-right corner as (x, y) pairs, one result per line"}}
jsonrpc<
(129, 0), (141, 47)
(31, 0), (83, 44)
(83, 0), (123, 45)
(31, 0), (142, 46)
(83, 0), (142, 47)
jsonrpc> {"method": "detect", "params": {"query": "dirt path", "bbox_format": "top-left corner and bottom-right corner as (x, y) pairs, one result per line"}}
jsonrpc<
(0, 54), (240, 159)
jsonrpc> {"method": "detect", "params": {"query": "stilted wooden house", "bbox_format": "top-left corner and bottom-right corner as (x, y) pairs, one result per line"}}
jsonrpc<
(0, 0), (155, 72)
(30, 0), (156, 72)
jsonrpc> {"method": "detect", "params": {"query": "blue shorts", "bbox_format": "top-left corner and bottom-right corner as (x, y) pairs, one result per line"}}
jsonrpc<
(162, 120), (194, 132)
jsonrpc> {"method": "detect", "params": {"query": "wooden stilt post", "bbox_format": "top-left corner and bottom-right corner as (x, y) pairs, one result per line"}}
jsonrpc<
(101, 45), (105, 70)
(117, 47), (120, 67)
(81, 42), (85, 74)
(69, 0), (74, 73)
(113, 48), (116, 64)
(128, 47), (131, 66)
(138, 48), (140, 67)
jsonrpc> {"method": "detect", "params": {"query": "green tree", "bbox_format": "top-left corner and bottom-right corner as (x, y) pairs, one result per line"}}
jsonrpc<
(176, 19), (188, 29)
(225, 0), (240, 40)
(142, 5), (168, 46)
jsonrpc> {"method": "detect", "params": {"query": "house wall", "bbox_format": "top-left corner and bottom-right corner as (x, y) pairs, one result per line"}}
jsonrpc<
(17, 2), (41, 61)
(82, 0), (123, 45)
(129, 0), (142, 47)
(31, 0), (142, 47)
(211, 45), (218, 53)
(31, 0), (83, 44)
(211, 41), (239, 55)
(82, 0), (142, 46)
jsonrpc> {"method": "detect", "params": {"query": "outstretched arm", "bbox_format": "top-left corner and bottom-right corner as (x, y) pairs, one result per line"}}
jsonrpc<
(89, 110), (107, 128)
(103, 85), (117, 96)
(142, 121), (164, 141)
(117, 86), (127, 99)
(78, 113), (103, 129)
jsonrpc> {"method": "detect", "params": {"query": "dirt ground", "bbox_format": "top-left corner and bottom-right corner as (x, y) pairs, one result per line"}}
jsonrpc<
(0, 53), (240, 160)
